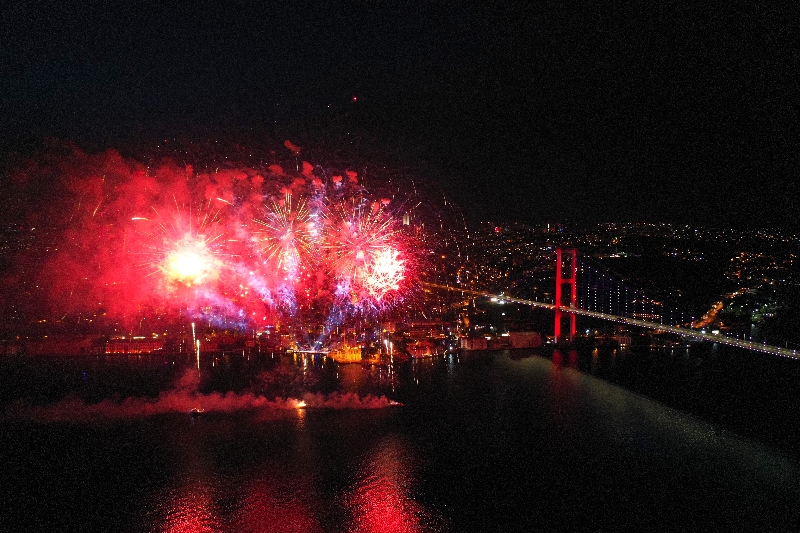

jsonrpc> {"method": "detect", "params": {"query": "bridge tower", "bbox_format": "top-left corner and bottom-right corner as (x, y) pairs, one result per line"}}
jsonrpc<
(555, 248), (577, 342)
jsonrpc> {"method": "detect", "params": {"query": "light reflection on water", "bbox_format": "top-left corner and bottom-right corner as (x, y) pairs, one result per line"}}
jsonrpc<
(142, 409), (325, 533)
(141, 414), (443, 533)
(233, 476), (321, 533)
(344, 436), (441, 533)
(146, 478), (221, 533)
(4, 347), (800, 531)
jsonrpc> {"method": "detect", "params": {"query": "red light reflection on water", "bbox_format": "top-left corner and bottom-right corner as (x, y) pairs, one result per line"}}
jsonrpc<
(569, 349), (577, 368)
(548, 349), (579, 425)
(232, 478), (321, 533)
(345, 437), (432, 533)
(148, 481), (219, 533)
(148, 477), (322, 533)
(551, 349), (578, 369)
(141, 411), (442, 532)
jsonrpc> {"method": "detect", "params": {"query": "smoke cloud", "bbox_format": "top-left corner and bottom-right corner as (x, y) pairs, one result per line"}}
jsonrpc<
(3, 368), (400, 423)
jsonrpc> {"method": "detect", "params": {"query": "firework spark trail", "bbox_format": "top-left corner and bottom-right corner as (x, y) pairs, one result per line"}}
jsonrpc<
(3, 142), (424, 348)
(307, 164), (327, 250)
(313, 281), (355, 349)
(364, 248), (405, 301)
(252, 190), (315, 280)
(192, 289), (251, 330)
(230, 263), (275, 315)
(130, 201), (231, 292)
(323, 196), (397, 284)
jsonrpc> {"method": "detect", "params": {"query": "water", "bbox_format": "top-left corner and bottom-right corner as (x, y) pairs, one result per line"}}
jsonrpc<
(2, 346), (800, 532)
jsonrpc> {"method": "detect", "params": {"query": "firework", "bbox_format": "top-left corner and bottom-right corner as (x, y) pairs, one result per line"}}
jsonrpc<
(5, 141), (432, 347)
(131, 202), (230, 293)
(364, 248), (405, 301)
(252, 190), (315, 279)
(323, 196), (398, 287)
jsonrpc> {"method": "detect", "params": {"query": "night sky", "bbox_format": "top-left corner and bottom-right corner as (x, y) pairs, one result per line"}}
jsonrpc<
(2, 2), (797, 228)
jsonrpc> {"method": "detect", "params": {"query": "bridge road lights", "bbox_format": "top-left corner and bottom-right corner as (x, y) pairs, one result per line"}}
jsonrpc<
(555, 248), (577, 342)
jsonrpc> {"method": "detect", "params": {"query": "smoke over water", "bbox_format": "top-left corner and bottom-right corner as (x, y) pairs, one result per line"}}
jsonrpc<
(4, 368), (399, 423)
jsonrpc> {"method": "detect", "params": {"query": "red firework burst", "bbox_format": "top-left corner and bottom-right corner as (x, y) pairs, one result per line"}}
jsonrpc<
(252, 191), (315, 277)
(323, 197), (396, 282)
(131, 202), (229, 291)
(363, 247), (406, 301)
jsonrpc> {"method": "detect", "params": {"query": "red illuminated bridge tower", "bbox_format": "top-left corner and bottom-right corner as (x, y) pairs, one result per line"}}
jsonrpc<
(555, 247), (577, 342)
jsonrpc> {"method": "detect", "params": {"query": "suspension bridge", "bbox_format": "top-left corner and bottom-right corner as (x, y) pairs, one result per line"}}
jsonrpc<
(424, 248), (799, 360)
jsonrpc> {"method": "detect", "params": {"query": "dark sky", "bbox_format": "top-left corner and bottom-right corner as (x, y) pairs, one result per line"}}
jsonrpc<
(2, 2), (798, 228)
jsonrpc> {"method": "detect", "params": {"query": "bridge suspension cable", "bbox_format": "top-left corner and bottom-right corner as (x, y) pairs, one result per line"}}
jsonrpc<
(422, 282), (799, 360)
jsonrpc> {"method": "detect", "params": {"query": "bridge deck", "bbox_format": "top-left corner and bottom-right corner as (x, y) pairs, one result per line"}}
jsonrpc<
(424, 283), (799, 360)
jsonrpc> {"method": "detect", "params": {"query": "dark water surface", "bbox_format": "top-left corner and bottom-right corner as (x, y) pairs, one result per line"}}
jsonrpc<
(2, 346), (800, 532)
